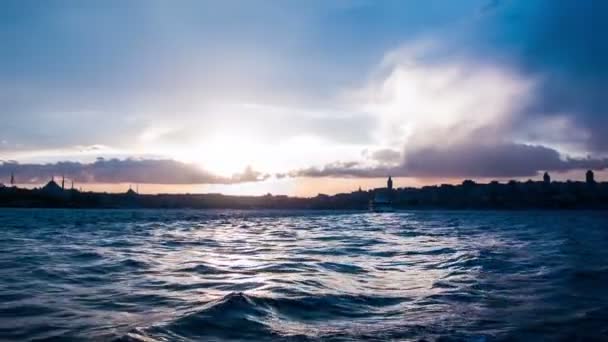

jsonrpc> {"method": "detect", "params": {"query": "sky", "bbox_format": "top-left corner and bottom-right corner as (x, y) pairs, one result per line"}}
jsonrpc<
(1, 0), (607, 196)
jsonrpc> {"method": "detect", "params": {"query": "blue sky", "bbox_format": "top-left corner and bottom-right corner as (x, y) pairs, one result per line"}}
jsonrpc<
(1, 0), (607, 194)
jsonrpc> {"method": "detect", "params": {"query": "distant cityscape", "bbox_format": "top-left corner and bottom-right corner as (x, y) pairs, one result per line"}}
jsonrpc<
(0, 170), (606, 210)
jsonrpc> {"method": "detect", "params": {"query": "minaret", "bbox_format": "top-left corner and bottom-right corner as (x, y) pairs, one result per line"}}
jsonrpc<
(586, 170), (595, 184)
(61, 175), (65, 190)
(71, 180), (74, 190)
(10, 172), (14, 186)
(387, 176), (393, 191)
(543, 172), (550, 184)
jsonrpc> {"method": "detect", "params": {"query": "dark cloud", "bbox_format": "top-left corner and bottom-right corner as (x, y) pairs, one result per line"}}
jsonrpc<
(294, 142), (608, 179)
(292, 1), (608, 179)
(292, 161), (388, 178)
(0, 158), (266, 184)
(478, 0), (608, 151)
(401, 142), (608, 178)
(368, 148), (401, 164)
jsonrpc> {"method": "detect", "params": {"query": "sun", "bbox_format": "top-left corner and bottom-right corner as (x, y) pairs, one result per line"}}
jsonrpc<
(180, 134), (267, 177)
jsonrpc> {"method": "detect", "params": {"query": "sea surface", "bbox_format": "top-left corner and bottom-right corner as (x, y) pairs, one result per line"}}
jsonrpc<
(0, 209), (607, 341)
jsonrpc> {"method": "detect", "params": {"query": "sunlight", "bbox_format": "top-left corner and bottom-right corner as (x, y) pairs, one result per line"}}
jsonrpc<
(186, 134), (266, 177)
(164, 132), (366, 180)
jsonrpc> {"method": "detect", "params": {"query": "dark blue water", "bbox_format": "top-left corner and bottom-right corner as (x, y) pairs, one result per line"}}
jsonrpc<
(1, 209), (607, 341)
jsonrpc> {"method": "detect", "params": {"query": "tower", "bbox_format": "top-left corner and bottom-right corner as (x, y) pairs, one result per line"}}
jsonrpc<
(387, 176), (393, 191)
(10, 172), (14, 186)
(61, 175), (65, 190)
(586, 170), (595, 184)
(543, 172), (550, 184)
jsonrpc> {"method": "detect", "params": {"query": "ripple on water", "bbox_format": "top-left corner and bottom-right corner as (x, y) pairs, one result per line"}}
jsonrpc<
(1, 209), (608, 341)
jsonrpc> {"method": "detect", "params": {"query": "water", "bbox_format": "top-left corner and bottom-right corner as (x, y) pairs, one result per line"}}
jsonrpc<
(0, 209), (607, 341)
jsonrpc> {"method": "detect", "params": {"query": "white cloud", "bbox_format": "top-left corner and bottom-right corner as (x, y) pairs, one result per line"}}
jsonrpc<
(352, 41), (537, 151)
(293, 42), (608, 178)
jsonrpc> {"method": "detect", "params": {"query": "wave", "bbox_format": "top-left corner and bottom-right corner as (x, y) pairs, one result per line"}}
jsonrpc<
(117, 291), (411, 341)
(176, 263), (225, 275)
(4, 209), (608, 341)
(118, 292), (274, 341)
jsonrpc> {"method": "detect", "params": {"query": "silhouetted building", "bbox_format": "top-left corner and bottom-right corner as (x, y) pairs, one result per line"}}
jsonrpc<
(543, 172), (551, 184)
(41, 178), (64, 197)
(126, 186), (138, 196)
(586, 170), (595, 184)
(462, 179), (476, 188)
(1, 170), (607, 210)
(369, 176), (395, 212)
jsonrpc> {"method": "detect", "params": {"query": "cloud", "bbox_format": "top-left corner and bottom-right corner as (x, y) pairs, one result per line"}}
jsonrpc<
(0, 158), (266, 185)
(292, 161), (379, 178)
(302, 1), (608, 182)
(400, 142), (608, 178)
(475, 0), (608, 151)
(349, 39), (536, 152)
(230, 165), (271, 183)
(294, 36), (608, 180)
(293, 142), (608, 179)
(368, 148), (401, 164)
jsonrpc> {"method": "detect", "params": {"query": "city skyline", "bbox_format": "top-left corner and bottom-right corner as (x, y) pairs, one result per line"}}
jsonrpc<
(2, 170), (605, 211)
(1, 167), (602, 198)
